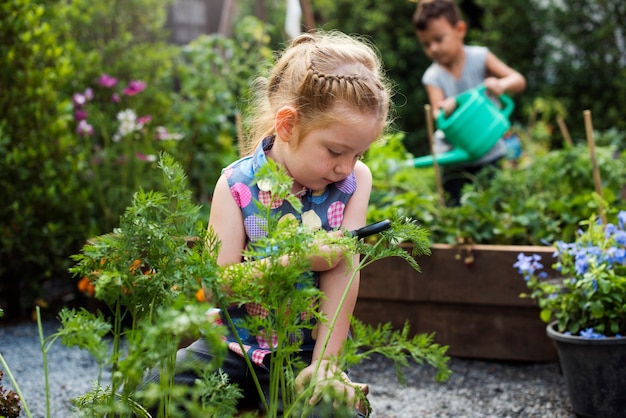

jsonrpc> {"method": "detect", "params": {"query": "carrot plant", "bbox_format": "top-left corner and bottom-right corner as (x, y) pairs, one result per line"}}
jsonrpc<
(3, 153), (450, 417)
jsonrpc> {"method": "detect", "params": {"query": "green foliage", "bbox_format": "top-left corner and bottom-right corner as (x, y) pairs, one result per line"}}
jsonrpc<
(516, 210), (626, 337)
(0, 2), (273, 319)
(170, 16), (273, 206)
(55, 0), (178, 97)
(67, 154), (231, 416)
(68, 74), (185, 234)
(59, 155), (449, 417)
(533, 0), (626, 136)
(0, 0), (85, 317)
(345, 320), (451, 384)
(367, 132), (626, 246)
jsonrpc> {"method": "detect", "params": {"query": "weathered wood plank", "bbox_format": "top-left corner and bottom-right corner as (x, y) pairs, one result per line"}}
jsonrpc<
(355, 244), (560, 361)
(359, 244), (559, 307)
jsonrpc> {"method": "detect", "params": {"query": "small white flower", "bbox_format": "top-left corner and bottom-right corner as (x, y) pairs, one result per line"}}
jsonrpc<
(116, 109), (140, 138)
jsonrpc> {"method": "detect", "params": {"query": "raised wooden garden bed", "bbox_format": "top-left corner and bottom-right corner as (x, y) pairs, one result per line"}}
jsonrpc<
(355, 243), (560, 362)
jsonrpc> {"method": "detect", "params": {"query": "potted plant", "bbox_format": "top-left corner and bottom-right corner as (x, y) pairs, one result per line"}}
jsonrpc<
(514, 209), (626, 418)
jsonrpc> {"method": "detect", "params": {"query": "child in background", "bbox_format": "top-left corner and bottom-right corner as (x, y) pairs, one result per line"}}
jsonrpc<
(144, 31), (392, 416)
(413, 0), (526, 206)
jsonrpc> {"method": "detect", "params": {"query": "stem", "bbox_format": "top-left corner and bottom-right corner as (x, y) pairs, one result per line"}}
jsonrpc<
(36, 307), (51, 418)
(0, 354), (33, 418)
(221, 307), (269, 412)
(110, 298), (123, 414)
(311, 245), (375, 381)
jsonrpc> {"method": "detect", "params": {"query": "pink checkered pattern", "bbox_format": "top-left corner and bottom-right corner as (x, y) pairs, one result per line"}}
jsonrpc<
(258, 190), (283, 209)
(228, 341), (250, 357)
(246, 302), (269, 318)
(327, 201), (345, 228)
(251, 348), (272, 366)
(256, 329), (278, 349)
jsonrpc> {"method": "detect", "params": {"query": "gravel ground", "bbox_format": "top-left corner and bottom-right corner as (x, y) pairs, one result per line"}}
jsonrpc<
(1, 319), (577, 418)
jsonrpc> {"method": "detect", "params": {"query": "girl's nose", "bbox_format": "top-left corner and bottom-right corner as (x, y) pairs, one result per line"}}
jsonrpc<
(334, 157), (355, 176)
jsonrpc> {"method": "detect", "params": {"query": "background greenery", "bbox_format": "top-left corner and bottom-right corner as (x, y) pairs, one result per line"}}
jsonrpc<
(1, 0), (625, 321)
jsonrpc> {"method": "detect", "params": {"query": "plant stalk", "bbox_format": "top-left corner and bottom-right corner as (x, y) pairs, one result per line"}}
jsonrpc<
(0, 354), (33, 418)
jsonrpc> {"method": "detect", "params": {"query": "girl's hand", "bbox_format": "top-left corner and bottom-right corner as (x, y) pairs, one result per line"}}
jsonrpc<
(308, 230), (346, 272)
(295, 360), (360, 410)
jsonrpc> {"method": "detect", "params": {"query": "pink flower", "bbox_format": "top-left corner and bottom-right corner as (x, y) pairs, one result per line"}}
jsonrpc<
(74, 109), (88, 121)
(155, 126), (184, 141)
(123, 80), (146, 96)
(98, 74), (118, 88)
(72, 93), (86, 107)
(137, 115), (152, 125)
(136, 152), (157, 162)
(77, 120), (94, 136)
(111, 93), (120, 103)
(84, 87), (94, 100)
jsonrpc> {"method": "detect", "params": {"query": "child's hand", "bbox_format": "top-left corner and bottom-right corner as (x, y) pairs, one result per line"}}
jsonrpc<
(484, 77), (505, 97)
(308, 230), (345, 271)
(439, 97), (457, 117)
(295, 360), (360, 410)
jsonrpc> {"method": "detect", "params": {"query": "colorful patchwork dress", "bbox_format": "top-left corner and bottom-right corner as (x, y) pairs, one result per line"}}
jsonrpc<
(218, 135), (357, 369)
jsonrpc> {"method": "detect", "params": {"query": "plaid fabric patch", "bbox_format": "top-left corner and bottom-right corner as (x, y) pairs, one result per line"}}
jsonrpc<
(256, 329), (279, 349)
(251, 348), (272, 367)
(244, 215), (267, 241)
(327, 201), (345, 229)
(246, 302), (269, 318)
(228, 341), (250, 357)
(258, 190), (283, 209)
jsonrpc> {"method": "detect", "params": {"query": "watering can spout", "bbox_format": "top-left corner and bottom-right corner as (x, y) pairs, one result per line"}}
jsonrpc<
(410, 147), (472, 168)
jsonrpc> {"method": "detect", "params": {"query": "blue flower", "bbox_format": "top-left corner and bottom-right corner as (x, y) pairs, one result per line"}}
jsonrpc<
(514, 253), (544, 280)
(614, 231), (626, 246)
(516, 210), (626, 339)
(618, 211), (626, 230)
(580, 328), (606, 339)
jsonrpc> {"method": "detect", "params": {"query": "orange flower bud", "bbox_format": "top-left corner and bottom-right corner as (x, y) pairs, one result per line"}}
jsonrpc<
(129, 259), (142, 272)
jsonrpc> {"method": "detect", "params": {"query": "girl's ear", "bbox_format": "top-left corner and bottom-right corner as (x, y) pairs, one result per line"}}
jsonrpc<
(275, 106), (298, 142)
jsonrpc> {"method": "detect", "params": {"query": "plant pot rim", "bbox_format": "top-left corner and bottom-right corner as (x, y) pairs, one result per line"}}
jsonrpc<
(547, 321), (626, 346)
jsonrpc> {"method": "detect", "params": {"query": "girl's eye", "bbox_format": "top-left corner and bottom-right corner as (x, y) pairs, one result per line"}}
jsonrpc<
(328, 149), (342, 157)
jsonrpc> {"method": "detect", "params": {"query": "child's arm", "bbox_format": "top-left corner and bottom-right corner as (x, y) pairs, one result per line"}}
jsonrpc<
(313, 160), (371, 362)
(208, 174), (247, 267)
(425, 84), (457, 118)
(295, 160), (372, 407)
(206, 173), (350, 301)
(484, 52), (527, 97)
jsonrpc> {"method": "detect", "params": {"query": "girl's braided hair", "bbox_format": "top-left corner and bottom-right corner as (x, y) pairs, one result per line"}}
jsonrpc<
(243, 31), (393, 155)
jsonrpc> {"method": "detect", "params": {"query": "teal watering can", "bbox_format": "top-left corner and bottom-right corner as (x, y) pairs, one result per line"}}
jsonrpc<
(410, 85), (515, 168)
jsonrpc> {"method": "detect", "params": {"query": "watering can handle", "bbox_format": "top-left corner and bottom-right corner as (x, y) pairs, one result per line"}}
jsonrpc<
(476, 85), (515, 119)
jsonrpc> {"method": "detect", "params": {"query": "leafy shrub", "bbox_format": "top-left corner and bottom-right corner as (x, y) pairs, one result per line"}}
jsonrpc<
(169, 16), (273, 210)
(0, 2), (271, 320)
(366, 132), (626, 246)
(0, 0), (84, 319)
(68, 73), (185, 234)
